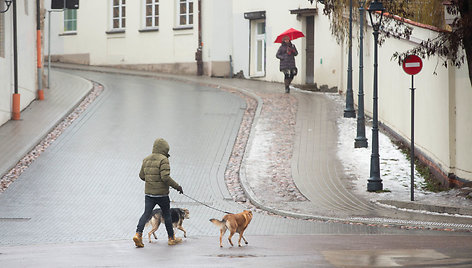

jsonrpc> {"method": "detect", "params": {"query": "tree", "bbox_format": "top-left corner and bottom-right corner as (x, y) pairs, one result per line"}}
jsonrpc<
(317, 0), (472, 85)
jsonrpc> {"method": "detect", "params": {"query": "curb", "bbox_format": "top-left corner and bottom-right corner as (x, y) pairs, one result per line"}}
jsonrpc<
(377, 200), (472, 217)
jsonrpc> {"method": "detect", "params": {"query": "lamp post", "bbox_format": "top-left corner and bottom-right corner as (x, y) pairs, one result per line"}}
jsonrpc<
(344, 0), (356, 118)
(0, 0), (12, 13)
(367, 0), (384, 192)
(355, 0), (368, 148)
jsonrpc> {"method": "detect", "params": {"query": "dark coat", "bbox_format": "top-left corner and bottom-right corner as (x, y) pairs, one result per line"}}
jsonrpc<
(276, 42), (298, 70)
(139, 138), (180, 195)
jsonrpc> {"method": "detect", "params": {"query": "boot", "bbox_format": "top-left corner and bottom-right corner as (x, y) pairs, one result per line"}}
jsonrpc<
(133, 232), (144, 248)
(168, 235), (182, 246)
(284, 79), (290, 93)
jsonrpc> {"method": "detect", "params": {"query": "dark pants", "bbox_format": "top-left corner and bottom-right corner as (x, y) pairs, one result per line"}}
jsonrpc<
(136, 195), (174, 239)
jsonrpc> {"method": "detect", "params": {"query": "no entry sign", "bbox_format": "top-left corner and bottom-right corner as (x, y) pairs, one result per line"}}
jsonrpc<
(403, 55), (423, 75)
(402, 54), (423, 202)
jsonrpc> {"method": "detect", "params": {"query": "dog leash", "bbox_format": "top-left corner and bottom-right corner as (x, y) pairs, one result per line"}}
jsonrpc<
(182, 193), (233, 214)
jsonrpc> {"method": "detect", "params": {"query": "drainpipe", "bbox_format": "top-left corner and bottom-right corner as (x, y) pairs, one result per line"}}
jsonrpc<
(196, 0), (203, 76)
(247, 22), (251, 77)
(12, 0), (20, 120)
(37, 0), (44, 100)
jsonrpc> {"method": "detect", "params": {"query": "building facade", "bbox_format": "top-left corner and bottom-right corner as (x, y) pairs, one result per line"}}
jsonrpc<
(0, 0), (40, 125)
(45, 0), (233, 77)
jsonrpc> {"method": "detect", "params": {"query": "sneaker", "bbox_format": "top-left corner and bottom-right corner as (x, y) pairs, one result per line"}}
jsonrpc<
(133, 232), (144, 248)
(168, 236), (182, 246)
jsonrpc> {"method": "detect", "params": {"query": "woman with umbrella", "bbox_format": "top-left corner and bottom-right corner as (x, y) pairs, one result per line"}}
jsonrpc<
(275, 28), (303, 93)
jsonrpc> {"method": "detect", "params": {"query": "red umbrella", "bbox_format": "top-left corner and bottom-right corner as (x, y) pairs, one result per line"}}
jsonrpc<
(274, 28), (305, 43)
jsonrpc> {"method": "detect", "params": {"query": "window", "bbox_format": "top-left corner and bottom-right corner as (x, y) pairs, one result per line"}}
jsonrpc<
(177, 0), (193, 27)
(112, 0), (126, 29)
(64, 9), (77, 32)
(145, 0), (159, 28)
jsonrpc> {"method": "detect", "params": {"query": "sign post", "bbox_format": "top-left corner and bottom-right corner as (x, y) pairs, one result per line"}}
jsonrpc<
(402, 55), (423, 201)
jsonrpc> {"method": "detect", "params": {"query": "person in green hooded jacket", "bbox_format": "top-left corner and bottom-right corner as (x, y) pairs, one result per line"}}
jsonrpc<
(133, 138), (184, 247)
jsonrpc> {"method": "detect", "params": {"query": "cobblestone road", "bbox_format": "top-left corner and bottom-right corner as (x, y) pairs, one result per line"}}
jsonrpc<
(0, 70), (460, 246)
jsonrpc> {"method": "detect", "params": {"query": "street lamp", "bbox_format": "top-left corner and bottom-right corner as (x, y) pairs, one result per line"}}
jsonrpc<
(0, 0), (12, 13)
(367, 0), (384, 192)
(344, 0), (356, 118)
(355, 0), (368, 148)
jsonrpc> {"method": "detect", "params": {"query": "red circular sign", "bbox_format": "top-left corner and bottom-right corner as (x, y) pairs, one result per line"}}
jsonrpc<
(403, 55), (423, 75)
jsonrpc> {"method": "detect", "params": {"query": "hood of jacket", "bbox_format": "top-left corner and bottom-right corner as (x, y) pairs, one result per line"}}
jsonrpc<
(281, 41), (292, 47)
(152, 138), (170, 157)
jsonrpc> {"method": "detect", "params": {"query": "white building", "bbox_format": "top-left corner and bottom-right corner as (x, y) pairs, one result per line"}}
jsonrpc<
(45, 0), (472, 184)
(0, 0), (40, 125)
(45, 0), (233, 77)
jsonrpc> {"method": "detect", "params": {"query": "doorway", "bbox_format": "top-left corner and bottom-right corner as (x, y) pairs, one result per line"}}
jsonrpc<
(305, 16), (314, 84)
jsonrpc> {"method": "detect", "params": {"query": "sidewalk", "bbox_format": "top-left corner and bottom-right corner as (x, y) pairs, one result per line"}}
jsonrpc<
(0, 71), (93, 188)
(1, 63), (471, 231)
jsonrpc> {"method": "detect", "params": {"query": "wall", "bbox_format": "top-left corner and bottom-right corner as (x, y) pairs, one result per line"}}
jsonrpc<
(202, 0), (232, 77)
(0, 0), (38, 126)
(347, 16), (472, 184)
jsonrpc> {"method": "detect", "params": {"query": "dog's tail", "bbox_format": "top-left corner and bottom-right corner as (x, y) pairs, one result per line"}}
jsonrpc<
(209, 218), (226, 228)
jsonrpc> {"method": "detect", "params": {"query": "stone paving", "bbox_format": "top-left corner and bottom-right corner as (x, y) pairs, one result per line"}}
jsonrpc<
(1, 68), (430, 247)
(0, 72), (93, 191)
(1, 65), (471, 248)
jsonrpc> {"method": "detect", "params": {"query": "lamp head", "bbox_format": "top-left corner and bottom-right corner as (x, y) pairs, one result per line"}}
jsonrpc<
(368, 0), (385, 27)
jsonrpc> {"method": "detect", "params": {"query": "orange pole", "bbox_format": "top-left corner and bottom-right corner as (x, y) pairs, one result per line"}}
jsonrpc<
(37, 29), (44, 100)
(12, 0), (20, 120)
(36, 0), (44, 100)
(12, 94), (21, 120)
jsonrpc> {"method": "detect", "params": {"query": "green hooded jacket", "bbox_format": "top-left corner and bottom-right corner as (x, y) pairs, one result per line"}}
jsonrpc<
(139, 138), (180, 195)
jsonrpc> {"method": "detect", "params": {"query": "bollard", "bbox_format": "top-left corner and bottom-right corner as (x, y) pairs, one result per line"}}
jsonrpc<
(12, 93), (21, 120)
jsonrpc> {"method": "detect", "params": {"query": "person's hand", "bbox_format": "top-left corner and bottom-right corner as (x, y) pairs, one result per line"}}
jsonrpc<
(176, 186), (184, 194)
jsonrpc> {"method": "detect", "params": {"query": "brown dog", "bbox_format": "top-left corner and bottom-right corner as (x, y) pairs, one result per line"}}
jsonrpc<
(209, 210), (253, 247)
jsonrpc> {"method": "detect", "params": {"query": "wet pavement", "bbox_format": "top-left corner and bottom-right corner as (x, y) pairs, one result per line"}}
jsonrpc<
(0, 64), (471, 266)
(1, 235), (472, 267)
(0, 68), (427, 247)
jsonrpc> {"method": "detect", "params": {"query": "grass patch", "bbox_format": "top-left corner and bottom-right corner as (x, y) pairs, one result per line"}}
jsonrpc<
(394, 140), (445, 193)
